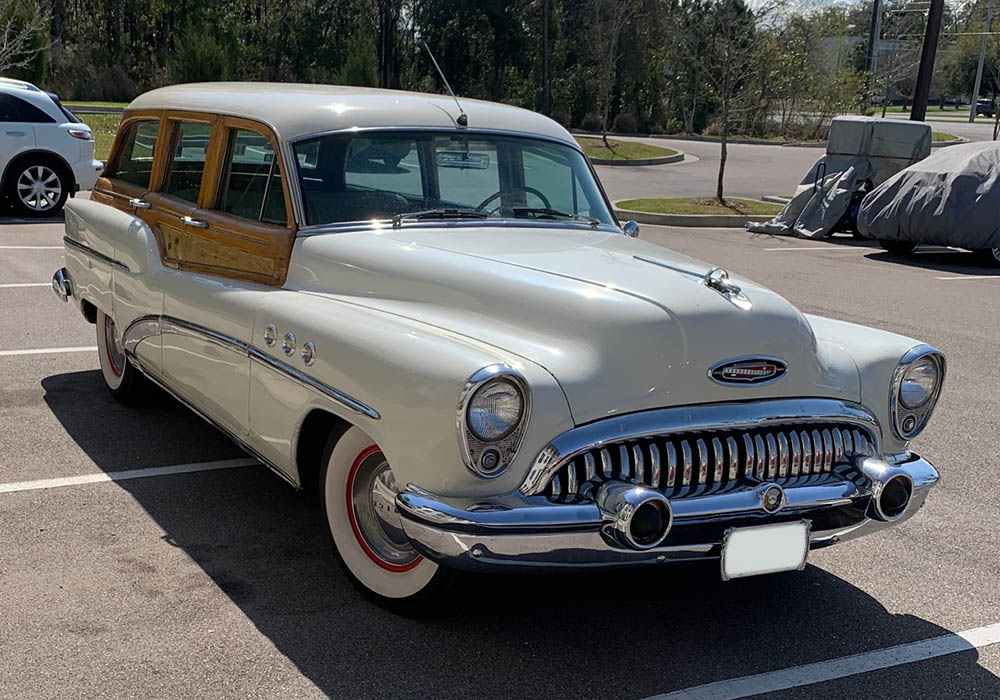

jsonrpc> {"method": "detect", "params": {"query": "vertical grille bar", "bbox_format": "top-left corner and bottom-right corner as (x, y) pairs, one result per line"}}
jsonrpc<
(754, 435), (766, 480)
(777, 432), (789, 478)
(832, 429), (844, 462)
(821, 430), (834, 472)
(600, 448), (613, 479)
(695, 439), (709, 485)
(765, 433), (778, 480)
(619, 445), (631, 481)
(726, 437), (739, 480)
(711, 437), (725, 483)
(680, 440), (693, 486)
(742, 434), (755, 479)
(842, 429), (854, 456)
(811, 430), (823, 473)
(566, 461), (578, 495)
(649, 444), (662, 490)
(632, 445), (646, 485)
(789, 430), (802, 476)
(666, 442), (678, 491)
(801, 431), (813, 474)
(583, 452), (597, 482)
(550, 473), (562, 499)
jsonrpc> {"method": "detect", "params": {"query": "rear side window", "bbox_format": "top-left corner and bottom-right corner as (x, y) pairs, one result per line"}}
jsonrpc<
(216, 128), (287, 225)
(163, 121), (211, 204)
(0, 94), (55, 123)
(113, 121), (159, 188)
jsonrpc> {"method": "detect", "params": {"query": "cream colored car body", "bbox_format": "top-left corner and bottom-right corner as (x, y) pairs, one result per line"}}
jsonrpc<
(57, 86), (942, 582)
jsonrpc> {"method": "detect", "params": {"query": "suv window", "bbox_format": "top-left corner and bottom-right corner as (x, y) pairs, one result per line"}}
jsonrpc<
(113, 121), (159, 188)
(163, 121), (212, 204)
(0, 93), (55, 123)
(216, 128), (287, 225)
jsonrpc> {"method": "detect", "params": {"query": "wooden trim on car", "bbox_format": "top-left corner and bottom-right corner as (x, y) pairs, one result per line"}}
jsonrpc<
(92, 110), (162, 212)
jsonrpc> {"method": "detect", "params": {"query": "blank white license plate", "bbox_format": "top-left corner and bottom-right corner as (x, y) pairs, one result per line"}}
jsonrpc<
(721, 521), (809, 580)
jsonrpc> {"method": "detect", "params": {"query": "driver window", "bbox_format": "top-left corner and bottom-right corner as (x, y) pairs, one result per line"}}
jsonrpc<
(523, 145), (588, 217)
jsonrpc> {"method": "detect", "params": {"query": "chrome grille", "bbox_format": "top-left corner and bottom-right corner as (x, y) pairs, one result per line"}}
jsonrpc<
(544, 422), (876, 501)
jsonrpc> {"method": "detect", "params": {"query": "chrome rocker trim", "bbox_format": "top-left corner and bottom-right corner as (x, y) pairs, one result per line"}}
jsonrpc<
(120, 314), (380, 420)
(396, 452), (939, 573)
(63, 235), (131, 272)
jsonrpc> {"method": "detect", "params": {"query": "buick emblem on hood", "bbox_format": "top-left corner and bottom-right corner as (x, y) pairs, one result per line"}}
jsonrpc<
(709, 357), (787, 385)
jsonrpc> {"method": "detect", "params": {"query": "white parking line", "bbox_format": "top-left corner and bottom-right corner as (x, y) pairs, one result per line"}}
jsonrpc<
(0, 346), (97, 357)
(0, 458), (259, 494)
(0, 282), (50, 288)
(644, 621), (1000, 700)
(0, 245), (62, 250)
(763, 246), (865, 252)
(935, 275), (1000, 281)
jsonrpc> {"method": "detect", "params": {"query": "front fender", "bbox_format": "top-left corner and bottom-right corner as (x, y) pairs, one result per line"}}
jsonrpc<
(251, 290), (574, 497)
(806, 314), (932, 455)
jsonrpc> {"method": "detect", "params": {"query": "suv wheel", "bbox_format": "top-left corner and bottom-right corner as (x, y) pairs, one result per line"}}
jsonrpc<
(976, 247), (1000, 267)
(6, 160), (69, 216)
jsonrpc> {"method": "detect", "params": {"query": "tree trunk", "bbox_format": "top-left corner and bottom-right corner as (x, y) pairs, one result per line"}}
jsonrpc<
(717, 104), (728, 204)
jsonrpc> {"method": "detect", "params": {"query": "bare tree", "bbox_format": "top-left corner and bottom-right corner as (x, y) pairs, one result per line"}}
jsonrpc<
(587, 0), (635, 147)
(0, 2), (48, 74)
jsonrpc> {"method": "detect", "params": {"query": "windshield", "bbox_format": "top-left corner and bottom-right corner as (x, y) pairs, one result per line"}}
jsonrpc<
(293, 131), (615, 227)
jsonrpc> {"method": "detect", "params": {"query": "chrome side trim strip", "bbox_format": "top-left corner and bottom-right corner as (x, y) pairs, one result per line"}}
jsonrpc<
(121, 314), (380, 420)
(520, 398), (881, 496)
(63, 236), (131, 273)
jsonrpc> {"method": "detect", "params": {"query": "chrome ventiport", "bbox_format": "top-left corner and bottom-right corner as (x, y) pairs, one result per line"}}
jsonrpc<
(595, 481), (673, 550)
(858, 457), (914, 521)
(52, 268), (71, 302)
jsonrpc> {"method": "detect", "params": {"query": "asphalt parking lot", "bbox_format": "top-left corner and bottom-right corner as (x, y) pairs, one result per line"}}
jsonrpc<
(3, 213), (999, 699)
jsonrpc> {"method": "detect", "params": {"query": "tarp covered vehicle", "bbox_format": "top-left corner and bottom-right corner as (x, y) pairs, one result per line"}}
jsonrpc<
(858, 141), (1000, 267)
(748, 117), (931, 239)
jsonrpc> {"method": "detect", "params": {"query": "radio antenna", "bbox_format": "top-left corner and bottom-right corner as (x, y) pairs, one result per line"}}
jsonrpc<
(423, 42), (468, 126)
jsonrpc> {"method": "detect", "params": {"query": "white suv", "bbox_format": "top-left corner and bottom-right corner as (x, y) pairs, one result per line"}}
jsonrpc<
(0, 78), (104, 216)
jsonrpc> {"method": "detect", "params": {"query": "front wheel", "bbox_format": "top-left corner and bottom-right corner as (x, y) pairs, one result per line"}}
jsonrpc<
(97, 310), (152, 403)
(321, 427), (454, 614)
(879, 239), (916, 255)
(976, 247), (1000, 267)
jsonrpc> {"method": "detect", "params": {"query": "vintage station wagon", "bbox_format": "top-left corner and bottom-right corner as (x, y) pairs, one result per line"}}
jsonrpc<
(53, 83), (944, 612)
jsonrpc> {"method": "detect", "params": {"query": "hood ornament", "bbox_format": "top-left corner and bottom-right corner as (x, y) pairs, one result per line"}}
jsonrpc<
(709, 357), (788, 386)
(703, 267), (752, 310)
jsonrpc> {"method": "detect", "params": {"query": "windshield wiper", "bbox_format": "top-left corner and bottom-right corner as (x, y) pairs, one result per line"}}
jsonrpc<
(512, 207), (599, 227)
(392, 208), (487, 227)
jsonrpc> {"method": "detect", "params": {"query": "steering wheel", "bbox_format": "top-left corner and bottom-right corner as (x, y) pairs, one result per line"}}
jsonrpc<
(475, 186), (551, 215)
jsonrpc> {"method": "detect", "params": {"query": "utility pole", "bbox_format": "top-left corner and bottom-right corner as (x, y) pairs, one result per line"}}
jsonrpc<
(911, 0), (944, 122)
(969, 0), (996, 123)
(543, 0), (551, 114)
(865, 0), (883, 107)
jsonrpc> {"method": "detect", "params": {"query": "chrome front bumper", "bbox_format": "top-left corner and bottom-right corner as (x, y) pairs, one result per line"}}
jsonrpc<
(396, 453), (938, 573)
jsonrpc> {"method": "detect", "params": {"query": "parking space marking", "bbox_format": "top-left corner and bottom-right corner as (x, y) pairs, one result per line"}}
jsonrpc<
(0, 346), (97, 357)
(0, 282), (50, 288)
(763, 246), (865, 252)
(0, 245), (62, 250)
(0, 458), (259, 495)
(644, 621), (1000, 700)
(935, 275), (1000, 281)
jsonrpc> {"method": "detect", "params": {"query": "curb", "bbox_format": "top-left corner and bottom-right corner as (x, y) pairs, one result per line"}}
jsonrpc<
(614, 205), (774, 228)
(589, 152), (685, 166)
(761, 195), (791, 205)
(571, 130), (805, 146)
(67, 105), (125, 114)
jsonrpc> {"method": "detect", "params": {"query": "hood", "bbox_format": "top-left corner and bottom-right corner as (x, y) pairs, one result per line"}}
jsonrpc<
(287, 226), (860, 424)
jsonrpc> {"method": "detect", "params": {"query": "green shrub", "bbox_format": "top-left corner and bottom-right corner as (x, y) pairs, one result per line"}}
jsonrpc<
(612, 112), (638, 133)
(170, 26), (230, 84)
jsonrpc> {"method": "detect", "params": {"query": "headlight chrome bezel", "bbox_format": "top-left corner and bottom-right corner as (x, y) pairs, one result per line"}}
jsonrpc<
(890, 345), (945, 441)
(458, 364), (531, 478)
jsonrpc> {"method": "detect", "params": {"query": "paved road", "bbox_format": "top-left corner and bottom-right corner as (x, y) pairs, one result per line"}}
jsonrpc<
(2, 217), (999, 699)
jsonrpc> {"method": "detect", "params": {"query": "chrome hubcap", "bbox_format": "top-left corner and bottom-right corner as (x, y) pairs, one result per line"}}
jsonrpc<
(17, 165), (61, 211)
(350, 453), (419, 567)
(991, 248), (1000, 262)
(105, 315), (125, 374)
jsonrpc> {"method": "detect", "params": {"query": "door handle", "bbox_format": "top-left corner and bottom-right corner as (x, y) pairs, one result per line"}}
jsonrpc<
(129, 198), (151, 209)
(180, 215), (208, 229)
(5, 130), (25, 137)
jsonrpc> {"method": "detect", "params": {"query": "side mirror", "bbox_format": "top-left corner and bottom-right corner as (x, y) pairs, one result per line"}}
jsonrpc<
(623, 220), (640, 238)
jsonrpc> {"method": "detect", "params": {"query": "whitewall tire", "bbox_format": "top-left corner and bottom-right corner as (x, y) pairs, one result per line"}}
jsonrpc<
(96, 310), (151, 403)
(321, 426), (453, 613)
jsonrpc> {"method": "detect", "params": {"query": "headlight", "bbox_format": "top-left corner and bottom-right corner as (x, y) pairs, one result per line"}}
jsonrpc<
(899, 356), (939, 409)
(458, 365), (531, 478)
(467, 379), (524, 441)
(890, 346), (945, 440)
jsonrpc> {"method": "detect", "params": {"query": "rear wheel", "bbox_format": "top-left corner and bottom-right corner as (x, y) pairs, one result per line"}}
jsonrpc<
(976, 247), (1000, 267)
(97, 310), (152, 403)
(879, 239), (916, 255)
(321, 426), (454, 614)
(5, 159), (70, 216)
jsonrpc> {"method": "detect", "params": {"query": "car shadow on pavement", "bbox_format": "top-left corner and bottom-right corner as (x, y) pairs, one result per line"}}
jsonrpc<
(866, 248), (1000, 276)
(42, 371), (1000, 700)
